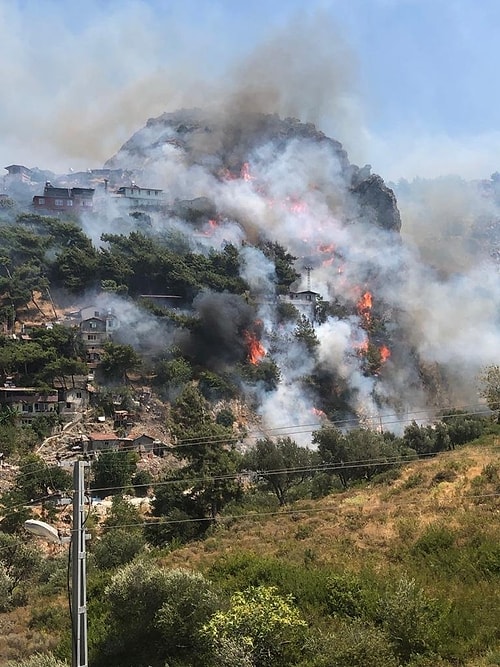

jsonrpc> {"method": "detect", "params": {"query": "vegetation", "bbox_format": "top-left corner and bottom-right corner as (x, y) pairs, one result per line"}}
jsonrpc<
(0, 212), (499, 666)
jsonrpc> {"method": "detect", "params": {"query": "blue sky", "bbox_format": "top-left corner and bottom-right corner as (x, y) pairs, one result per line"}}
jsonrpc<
(2, 0), (499, 180)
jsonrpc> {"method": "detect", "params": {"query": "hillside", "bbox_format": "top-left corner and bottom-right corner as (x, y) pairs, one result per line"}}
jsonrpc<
(0, 437), (499, 666)
(162, 437), (500, 572)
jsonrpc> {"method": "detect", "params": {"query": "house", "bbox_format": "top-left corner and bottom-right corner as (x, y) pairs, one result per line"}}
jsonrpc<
(113, 183), (166, 209)
(4, 165), (32, 184)
(279, 290), (320, 320)
(32, 181), (94, 212)
(0, 387), (59, 426)
(132, 433), (158, 455)
(59, 385), (90, 422)
(87, 432), (120, 453)
(79, 309), (118, 366)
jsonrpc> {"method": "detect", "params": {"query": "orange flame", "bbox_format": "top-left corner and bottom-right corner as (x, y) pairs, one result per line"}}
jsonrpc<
(284, 196), (308, 214)
(202, 219), (219, 236)
(312, 407), (327, 419)
(357, 291), (372, 311)
(318, 243), (335, 253)
(355, 337), (369, 354)
(357, 290), (373, 328)
(379, 345), (391, 362)
(240, 162), (254, 181)
(244, 330), (266, 364)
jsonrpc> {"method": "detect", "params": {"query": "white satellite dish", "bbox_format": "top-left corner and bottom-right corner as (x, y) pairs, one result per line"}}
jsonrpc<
(24, 519), (61, 544)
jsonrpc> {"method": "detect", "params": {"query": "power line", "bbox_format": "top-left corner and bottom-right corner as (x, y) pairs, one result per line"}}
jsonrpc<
(98, 491), (500, 533)
(1, 403), (495, 487)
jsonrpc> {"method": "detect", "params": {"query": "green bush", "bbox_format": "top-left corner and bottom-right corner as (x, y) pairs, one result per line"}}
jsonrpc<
(300, 619), (398, 667)
(325, 572), (366, 618)
(6, 654), (68, 667)
(376, 576), (446, 662)
(93, 529), (145, 570)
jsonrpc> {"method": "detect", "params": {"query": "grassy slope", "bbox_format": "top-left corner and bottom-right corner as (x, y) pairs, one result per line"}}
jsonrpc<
(1, 437), (499, 665)
(162, 437), (500, 571)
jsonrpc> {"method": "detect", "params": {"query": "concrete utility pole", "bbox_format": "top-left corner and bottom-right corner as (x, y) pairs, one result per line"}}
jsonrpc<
(71, 460), (89, 667)
(25, 459), (90, 667)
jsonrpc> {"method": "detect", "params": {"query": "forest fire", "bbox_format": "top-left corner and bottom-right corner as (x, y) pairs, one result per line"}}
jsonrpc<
(357, 290), (373, 327)
(379, 345), (391, 362)
(244, 330), (266, 364)
(240, 162), (255, 182)
(202, 219), (219, 236)
(355, 338), (369, 354)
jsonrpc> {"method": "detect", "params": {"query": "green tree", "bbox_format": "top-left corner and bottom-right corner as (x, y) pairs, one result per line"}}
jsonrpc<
(99, 341), (141, 382)
(169, 383), (209, 438)
(312, 425), (350, 488)
(243, 437), (316, 506)
(100, 561), (219, 666)
(91, 451), (138, 497)
(203, 585), (307, 667)
(13, 454), (72, 503)
(259, 241), (299, 292)
(403, 421), (437, 456)
(51, 236), (99, 292)
(478, 364), (500, 419)
(0, 532), (42, 610)
(93, 529), (145, 570)
(294, 315), (319, 354)
(440, 411), (486, 448)
(148, 385), (242, 544)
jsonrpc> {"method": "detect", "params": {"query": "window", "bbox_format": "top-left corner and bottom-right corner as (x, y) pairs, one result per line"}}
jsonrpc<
(76, 391), (82, 398)
(89, 321), (97, 329)
(88, 334), (97, 341)
(66, 402), (72, 409)
(67, 200), (73, 206)
(55, 199), (64, 206)
(38, 198), (45, 205)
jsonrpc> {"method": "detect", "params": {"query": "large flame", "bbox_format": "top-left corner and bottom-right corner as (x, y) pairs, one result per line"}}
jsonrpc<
(311, 406), (327, 419)
(202, 219), (219, 236)
(379, 345), (391, 362)
(357, 290), (373, 328)
(244, 330), (266, 364)
(357, 291), (372, 311)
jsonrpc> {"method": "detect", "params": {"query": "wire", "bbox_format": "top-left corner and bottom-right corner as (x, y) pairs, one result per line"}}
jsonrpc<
(98, 490), (500, 533)
(1, 403), (496, 489)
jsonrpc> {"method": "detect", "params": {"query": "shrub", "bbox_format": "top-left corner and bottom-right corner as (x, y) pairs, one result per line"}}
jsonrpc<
(325, 572), (366, 618)
(6, 654), (68, 667)
(93, 529), (145, 570)
(300, 619), (398, 667)
(376, 576), (446, 662)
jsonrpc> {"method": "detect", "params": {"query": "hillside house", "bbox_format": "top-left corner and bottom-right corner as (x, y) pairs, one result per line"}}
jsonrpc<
(132, 433), (165, 455)
(0, 387), (59, 426)
(59, 385), (90, 423)
(33, 181), (94, 212)
(279, 289), (320, 320)
(4, 165), (32, 184)
(87, 432), (120, 453)
(113, 184), (166, 209)
(80, 309), (118, 366)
